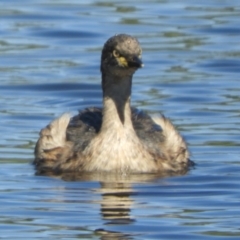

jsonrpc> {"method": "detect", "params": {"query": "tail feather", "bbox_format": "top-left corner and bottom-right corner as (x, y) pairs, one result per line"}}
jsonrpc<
(34, 113), (71, 169)
(152, 115), (190, 165)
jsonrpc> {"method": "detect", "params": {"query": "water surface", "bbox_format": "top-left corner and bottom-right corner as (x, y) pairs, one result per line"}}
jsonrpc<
(0, 0), (240, 239)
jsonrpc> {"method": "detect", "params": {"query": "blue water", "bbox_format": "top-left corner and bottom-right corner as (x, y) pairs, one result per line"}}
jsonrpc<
(0, 0), (240, 239)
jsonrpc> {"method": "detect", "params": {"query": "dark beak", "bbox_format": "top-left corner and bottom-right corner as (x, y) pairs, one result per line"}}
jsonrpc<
(128, 55), (144, 68)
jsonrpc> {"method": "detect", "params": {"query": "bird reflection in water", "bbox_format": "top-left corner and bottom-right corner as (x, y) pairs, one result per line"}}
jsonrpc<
(40, 171), (189, 239)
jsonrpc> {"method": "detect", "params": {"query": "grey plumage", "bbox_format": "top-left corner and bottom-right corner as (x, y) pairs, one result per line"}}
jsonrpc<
(34, 34), (192, 175)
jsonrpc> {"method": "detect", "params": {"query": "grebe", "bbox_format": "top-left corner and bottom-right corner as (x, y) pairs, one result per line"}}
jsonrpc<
(34, 34), (191, 174)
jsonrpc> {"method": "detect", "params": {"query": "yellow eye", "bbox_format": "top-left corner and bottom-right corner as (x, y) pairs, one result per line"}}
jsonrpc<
(113, 50), (120, 58)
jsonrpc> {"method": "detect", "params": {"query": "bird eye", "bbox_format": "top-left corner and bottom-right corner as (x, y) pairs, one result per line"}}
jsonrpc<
(113, 50), (120, 58)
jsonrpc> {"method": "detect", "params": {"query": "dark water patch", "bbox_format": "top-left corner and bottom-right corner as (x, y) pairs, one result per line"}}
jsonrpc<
(198, 59), (240, 73)
(167, 95), (218, 104)
(30, 28), (102, 39)
(0, 83), (100, 94)
(0, 11), (73, 21)
(196, 26), (240, 35)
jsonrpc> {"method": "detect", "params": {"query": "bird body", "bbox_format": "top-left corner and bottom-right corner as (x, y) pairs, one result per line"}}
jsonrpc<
(34, 34), (191, 174)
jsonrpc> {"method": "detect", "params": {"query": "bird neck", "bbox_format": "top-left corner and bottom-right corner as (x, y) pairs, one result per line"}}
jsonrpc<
(101, 72), (133, 131)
